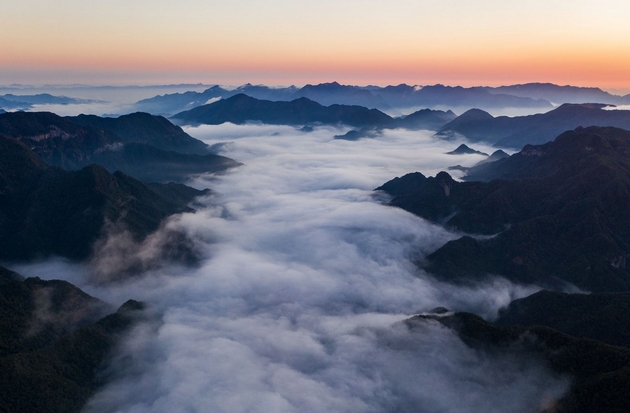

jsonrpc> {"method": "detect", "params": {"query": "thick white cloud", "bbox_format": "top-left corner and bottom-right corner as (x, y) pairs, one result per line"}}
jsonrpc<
(12, 124), (565, 412)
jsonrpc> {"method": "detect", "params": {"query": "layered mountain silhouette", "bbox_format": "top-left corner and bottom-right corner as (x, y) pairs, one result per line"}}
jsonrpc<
(68, 112), (210, 154)
(172, 94), (395, 127)
(377, 126), (630, 292)
(173, 94), (458, 133)
(407, 311), (630, 413)
(0, 267), (144, 413)
(396, 108), (457, 130)
(438, 103), (630, 148)
(133, 82), (568, 115)
(0, 111), (239, 183)
(0, 134), (207, 261)
(334, 108), (457, 140)
(0, 94), (94, 111)
(293, 81), (389, 108)
(486, 83), (630, 105)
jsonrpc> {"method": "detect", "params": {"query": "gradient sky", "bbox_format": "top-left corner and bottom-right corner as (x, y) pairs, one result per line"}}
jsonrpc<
(1, 0), (629, 90)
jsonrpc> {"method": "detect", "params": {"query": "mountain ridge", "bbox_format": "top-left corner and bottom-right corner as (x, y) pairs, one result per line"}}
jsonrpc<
(377, 126), (630, 292)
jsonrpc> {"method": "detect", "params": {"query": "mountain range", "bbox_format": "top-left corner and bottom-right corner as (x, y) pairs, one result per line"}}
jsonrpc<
(377, 126), (630, 292)
(0, 111), (239, 183)
(438, 103), (630, 148)
(172, 93), (395, 128)
(173, 93), (457, 133)
(136, 81), (562, 116)
(132, 81), (630, 117)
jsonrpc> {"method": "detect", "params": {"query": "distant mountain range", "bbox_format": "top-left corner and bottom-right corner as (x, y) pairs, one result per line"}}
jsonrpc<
(438, 103), (630, 148)
(173, 94), (458, 134)
(377, 126), (630, 292)
(486, 82), (630, 105)
(132, 81), (630, 117)
(174, 96), (630, 152)
(0, 111), (239, 183)
(137, 81), (561, 116)
(0, 94), (94, 111)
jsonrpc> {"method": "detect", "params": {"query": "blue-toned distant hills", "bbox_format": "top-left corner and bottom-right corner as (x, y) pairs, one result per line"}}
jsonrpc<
(438, 103), (630, 148)
(132, 81), (630, 116)
(0, 93), (96, 111)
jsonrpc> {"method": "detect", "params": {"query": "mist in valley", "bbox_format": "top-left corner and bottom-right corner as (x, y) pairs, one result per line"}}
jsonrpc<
(10, 125), (570, 412)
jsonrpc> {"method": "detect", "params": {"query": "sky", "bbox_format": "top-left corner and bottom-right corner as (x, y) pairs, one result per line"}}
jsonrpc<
(1, 0), (630, 90)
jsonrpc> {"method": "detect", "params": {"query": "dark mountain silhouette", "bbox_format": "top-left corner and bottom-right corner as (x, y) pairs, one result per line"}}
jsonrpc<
(69, 112), (209, 155)
(395, 108), (457, 130)
(446, 144), (488, 156)
(406, 312), (630, 413)
(0, 134), (207, 261)
(0, 112), (238, 183)
(90, 142), (239, 183)
(334, 108), (456, 140)
(334, 127), (383, 141)
(438, 103), (630, 148)
(132, 84), (298, 115)
(496, 290), (630, 348)
(172, 94), (394, 128)
(0, 268), (144, 413)
(377, 127), (630, 292)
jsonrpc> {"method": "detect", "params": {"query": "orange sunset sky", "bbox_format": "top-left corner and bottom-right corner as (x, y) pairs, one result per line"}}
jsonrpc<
(2, 0), (629, 91)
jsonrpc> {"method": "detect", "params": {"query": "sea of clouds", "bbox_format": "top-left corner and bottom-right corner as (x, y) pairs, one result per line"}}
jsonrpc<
(14, 125), (568, 412)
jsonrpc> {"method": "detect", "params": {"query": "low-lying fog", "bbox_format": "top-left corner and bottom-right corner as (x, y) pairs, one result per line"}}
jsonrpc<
(14, 126), (568, 412)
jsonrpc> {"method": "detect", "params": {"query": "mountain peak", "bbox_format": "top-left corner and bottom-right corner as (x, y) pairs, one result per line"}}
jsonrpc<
(446, 144), (489, 156)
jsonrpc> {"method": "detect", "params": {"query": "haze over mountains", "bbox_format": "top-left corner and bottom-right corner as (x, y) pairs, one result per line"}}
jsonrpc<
(130, 81), (630, 117)
(172, 93), (457, 133)
(2, 79), (630, 412)
(0, 133), (208, 262)
(438, 103), (630, 148)
(0, 268), (146, 413)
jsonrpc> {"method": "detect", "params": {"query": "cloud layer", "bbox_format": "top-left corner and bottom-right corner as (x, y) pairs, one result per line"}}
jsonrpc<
(13, 125), (565, 412)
